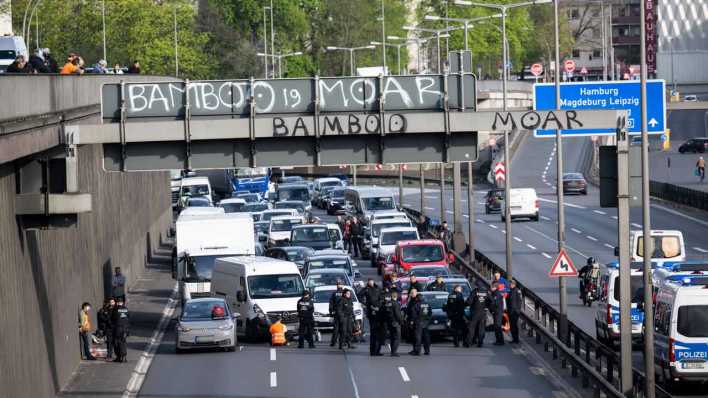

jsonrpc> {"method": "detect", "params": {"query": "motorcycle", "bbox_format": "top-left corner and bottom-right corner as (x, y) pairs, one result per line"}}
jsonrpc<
(582, 277), (598, 307)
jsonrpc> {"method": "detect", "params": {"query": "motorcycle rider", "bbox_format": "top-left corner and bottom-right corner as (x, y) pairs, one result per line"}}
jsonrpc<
(578, 257), (600, 300)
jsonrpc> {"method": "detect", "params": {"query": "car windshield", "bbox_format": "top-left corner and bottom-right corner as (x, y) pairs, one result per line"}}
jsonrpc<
(372, 221), (410, 237)
(401, 245), (444, 263)
(381, 230), (417, 245)
(247, 274), (304, 299)
(283, 176), (304, 183)
(677, 305), (708, 338)
(306, 273), (349, 288)
(411, 267), (450, 278)
(488, 190), (504, 200)
(292, 227), (329, 242)
(285, 248), (309, 262)
(254, 222), (269, 234)
(0, 50), (17, 60)
(221, 202), (246, 213)
(321, 180), (342, 188)
(275, 202), (305, 212)
(433, 282), (471, 296)
(182, 255), (222, 281)
(564, 173), (584, 180)
(637, 236), (682, 259)
(181, 184), (209, 197)
(363, 196), (395, 211)
(181, 300), (228, 320)
(309, 259), (349, 271)
(420, 294), (450, 309)
(331, 190), (345, 200)
(187, 198), (210, 207)
(261, 211), (292, 221)
(613, 275), (644, 302)
(271, 219), (302, 232)
(278, 187), (309, 201)
(244, 203), (268, 213)
(238, 194), (260, 203)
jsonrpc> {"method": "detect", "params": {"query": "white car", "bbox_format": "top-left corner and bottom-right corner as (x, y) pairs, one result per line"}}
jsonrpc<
(219, 198), (247, 213)
(268, 215), (305, 247)
(312, 285), (364, 330)
(176, 298), (237, 353)
(501, 188), (539, 222)
(376, 226), (420, 260)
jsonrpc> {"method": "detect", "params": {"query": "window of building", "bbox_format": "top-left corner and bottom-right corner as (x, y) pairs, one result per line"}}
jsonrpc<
(568, 8), (579, 19)
(593, 49), (602, 58)
(572, 49), (580, 58)
(592, 8), (600, 17)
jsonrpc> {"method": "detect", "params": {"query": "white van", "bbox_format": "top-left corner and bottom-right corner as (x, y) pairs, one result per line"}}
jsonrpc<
(267, 215), (305, 247)
(179, 177), (213, 208)
(595, 262), (646, 345)
(365, 217), (413, 262)
(501, 188), (539, 222)
(618, 230), (686, 268)
(211, 256), (305, 340)
(654, 276), (708, 383)
(343, 187), (397, 225)
(174, 213), (255, 302)
(376, 226), (420, 260)
(0, 36), (28, 72)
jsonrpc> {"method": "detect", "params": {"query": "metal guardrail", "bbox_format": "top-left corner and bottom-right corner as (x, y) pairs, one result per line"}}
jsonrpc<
(401, 205), (672, 398)
(650, 180), (708, 211)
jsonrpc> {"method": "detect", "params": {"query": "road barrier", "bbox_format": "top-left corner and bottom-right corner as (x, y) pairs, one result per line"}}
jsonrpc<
(650, 180), (708, 211)
(402, 206), (672, 398)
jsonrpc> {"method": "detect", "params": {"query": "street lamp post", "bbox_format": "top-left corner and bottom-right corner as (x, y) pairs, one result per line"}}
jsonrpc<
(403, 26), (457, 74)
(423, 14), (503, 51)
(371, 41), (405, 75)
(173, 5), (179, 77)
(257, 52), (304, 78)
(326, 46), (377, 76)
(101, 0), (107, 62)
(270, 0), (275, 79)
(381, 0), (386, 73)
(263, 6), (270, 79)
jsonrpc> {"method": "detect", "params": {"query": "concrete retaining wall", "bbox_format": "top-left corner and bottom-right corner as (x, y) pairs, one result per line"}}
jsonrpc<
(0, 144), (172, 397)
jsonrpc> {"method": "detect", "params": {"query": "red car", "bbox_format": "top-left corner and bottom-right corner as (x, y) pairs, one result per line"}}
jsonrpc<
(390, 240), (453, 273)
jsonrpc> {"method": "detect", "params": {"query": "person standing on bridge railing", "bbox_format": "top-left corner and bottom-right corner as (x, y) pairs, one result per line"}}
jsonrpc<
(505, 280), (522, 344)
(79, 302), (96, 360)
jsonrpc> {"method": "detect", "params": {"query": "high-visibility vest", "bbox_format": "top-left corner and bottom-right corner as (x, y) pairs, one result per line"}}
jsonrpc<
(269, 322), (287, 346)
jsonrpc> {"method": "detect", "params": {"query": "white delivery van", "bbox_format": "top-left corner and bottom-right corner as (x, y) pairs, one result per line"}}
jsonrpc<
(174, 213), (255, 303)
(0, 36), (28, 73)
(376, 226), (420, 260)
(179, 177), (213, 209)
(211, 256), (305, 340)
(501, 188), (539, 222)
(654, 275), (708, 384)
(343, 186), (397, 226)
(621, 230), (686, 268)
(366, 217), (412, 262)
(267, 215), (305, 248)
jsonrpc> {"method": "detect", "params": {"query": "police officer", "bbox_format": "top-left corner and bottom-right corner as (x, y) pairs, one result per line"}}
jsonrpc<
(489, 283), (505, 346)
(466, 281), (489, 347)
(111, 297), (130, 362)
(297, 290), (316, 349)
(443, 285), (467, 347)
(360, 279), (383, 356)
(329, 281), (345, 347)
(407, 289), (431, 356)
(382, 290), (402, 357)
(337, 289), (355, 350)
(407, 275), (424, 296)
(98, 298), (115, 361)
(427, 275), (447, 291)
(506, 279), (522, 344)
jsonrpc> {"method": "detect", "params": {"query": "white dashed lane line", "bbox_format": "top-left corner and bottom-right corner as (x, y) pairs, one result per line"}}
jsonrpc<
(398, 367), (411, 382)
(604, 243), (615, 249)
(489, 224), (498, 229)
(270, 348), (276, 361)
(540, 215), (551, 221)
(587, 236), (598, 242)
(270, 372), (277, 388)
(694, 247), (708, 253)
(514, 236), (523, 242)
(527, 244), (537, 250)
(542, 252), (552, 259)
(631, 223), (642, 229)
(611, 216), (618, 220)
(476, 219), (485, 223)
(593, 210), (607, 215)
(571, 228), (582, 234)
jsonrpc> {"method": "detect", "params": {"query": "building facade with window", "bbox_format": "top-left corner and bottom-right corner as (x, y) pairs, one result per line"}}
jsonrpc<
(656, 0), (708, 86)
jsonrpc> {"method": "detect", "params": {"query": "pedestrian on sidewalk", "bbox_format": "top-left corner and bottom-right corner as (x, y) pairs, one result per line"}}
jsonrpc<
(79, 302), (96, 360)
(111, 297), (130, 362)
(112, 267), (126, 303)
(505, 280), (522, 344)
(697, 156), (705, 183)
(97, 298), (116, 361)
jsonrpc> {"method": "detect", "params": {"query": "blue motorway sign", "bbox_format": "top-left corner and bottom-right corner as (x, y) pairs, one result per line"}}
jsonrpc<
(533, 80), (666, 137)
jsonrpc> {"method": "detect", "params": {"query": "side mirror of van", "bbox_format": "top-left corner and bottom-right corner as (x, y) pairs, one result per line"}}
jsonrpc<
(614, 246), (619, 257)
(236, 291), (246, 302)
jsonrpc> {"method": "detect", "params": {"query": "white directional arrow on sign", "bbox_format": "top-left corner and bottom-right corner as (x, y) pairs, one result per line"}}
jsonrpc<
(648, 118), (658, 128)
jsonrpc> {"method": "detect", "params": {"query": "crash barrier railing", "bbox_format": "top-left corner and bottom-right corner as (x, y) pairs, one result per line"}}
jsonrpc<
(401, 206), (672, 398)
(650, 180), (708, 212)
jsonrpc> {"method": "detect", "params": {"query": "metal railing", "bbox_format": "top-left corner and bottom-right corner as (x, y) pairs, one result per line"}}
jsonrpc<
(402, 206), (672, 398)
(650, 180), (708, 211)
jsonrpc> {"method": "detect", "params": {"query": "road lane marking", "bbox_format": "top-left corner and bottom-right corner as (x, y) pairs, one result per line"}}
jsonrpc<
(502, 230), (507, 234)
(270, 348), (276, 361)
(571, 228), (582, 234)
(412, 396), (420, 398)
(446, 210), (454, 214)
(540, 215), (551, 221)
(527, 244), (537, 250)
(514, 236), (523, 242)
(464, 214), (470, 218)
(604, 243), (615, 249)
(631, 223), (642, 229)
(587, 236), (598, 242)
(694, 247), (708, 253)
(542, 252), (552, 259)
(537, 197), (587, 209)
(398, 367), (411, 382)
(489, 224), (498, 229)
(651, 203), (708, 228)
(123, 284), (179, 398)
(593, 210), (607, 215)
(270, 372), (277, 388)
(611, 215), (618, 220)
(476, 219), (485, 223)
(424, 207), (435, 211)
(525, 225), (589, 258)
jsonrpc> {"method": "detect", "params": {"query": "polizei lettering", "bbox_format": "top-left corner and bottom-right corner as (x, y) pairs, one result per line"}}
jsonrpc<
(272, 114), (407, 137)
(491, 110), (584, 131)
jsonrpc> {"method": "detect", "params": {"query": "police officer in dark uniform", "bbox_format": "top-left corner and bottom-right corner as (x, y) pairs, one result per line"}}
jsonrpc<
(297, 290), (316, 348)
(111, 297), (130, 362)
(407, 289), (432, 355)
(466, 280), (489, 347)
(360, 279), (383, 356)
(97, 298), (115, 361)
(506, 279), (522, 344)
(489, 283), (505, 346)
(329, 281), (345, 347)
(382, 290), (402, 357)
(337, 289), (355, 350)
(443, 285), (467, 347)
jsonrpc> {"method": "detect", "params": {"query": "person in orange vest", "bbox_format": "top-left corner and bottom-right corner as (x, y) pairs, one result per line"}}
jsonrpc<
(269, 317), (287, 346)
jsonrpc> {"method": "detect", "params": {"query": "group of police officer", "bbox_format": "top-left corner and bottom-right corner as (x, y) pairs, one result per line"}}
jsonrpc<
(295, 275), (523, 353)
(96, 297), (130, 362)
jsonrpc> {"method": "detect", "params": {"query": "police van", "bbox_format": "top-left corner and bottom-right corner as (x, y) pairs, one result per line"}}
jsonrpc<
(653, 262), (708, 295)
(595, 261), (650, 345)
(614, 230), (685, 269)
(653, 275), (708, 384)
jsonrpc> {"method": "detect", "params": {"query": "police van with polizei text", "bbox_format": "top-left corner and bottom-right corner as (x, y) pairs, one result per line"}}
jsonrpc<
(653, 261), (708, 295)
(595, 261), (656, 345)
(653, 274), (708, 384)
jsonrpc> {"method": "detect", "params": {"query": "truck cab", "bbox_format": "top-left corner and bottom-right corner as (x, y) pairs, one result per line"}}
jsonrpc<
(391, 239), (452, 273)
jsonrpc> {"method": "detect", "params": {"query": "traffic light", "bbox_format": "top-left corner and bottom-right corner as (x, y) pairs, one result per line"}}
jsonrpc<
(599, 145), (641, 208)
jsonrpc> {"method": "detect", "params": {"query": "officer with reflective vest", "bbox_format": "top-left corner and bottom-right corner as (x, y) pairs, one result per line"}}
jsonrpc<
(269, 317), (287, 346)
(297, 290), (315, 348)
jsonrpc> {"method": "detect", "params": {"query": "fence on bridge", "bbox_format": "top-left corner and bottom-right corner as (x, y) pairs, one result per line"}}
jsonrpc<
(650, 180), (708, 211)
(403, 206), (672, 398)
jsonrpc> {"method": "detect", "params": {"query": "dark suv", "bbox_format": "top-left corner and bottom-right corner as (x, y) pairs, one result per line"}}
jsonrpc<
(678, 138), (708, 153)
(484, 189), (504, 214)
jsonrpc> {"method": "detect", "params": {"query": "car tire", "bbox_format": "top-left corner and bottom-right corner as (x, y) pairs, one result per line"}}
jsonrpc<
(582, 189), (587, 195)
(700, 146), (706, 153)
(176, 345), (184, 354)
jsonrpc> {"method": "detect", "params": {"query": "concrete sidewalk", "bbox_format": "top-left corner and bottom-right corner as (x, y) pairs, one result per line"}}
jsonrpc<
(650, 144), (708, 193)
(59, 240), (175, 398)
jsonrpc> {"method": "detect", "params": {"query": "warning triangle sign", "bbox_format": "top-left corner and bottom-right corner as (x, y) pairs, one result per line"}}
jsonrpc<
(549, 248), (578, 277)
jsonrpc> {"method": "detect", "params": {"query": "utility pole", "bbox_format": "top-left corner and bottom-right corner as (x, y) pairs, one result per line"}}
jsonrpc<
(381, 0), (386, 73)
(501, 8), (513, 281)
(399, 164), (404, 209)
(101, 0), (107, 62)
(420, 167), (426, 216)
(640, 0), (656, 395)
(270, 0), (275, 79)
(440, 164), (446, 224)
(263, 7), (269, 78)
(617, 117), (633, 396)
(173, 5), (179, 77)
(601, 1), (607, 81)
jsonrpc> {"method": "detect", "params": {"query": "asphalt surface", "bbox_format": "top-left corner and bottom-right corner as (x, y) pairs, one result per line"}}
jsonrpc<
(650, 141), (708, 192)
(398, 134), (708, 395)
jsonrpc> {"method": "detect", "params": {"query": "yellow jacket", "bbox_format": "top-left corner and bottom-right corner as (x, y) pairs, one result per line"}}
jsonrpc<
(80, 311), (91, 333)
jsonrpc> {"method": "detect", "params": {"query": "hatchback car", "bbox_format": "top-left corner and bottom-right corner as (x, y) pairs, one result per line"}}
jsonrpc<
(562, 172), (588, 195)
(678, 138), (708, 154)
(186, 197), (212, 208)
(312, 285), (364, 330)
(304, 269), (353, 289)
(304, 254), (361, 281)
(176, 298), (237, 353)
(484, 189), (504, 214)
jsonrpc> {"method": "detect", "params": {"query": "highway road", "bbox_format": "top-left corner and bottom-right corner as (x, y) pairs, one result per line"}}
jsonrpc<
(650, 141), (708, 192)
(137, 209), (565, 398)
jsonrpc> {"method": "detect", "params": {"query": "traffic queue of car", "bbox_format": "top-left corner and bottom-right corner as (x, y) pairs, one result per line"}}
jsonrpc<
(170, 173), (482, 354)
